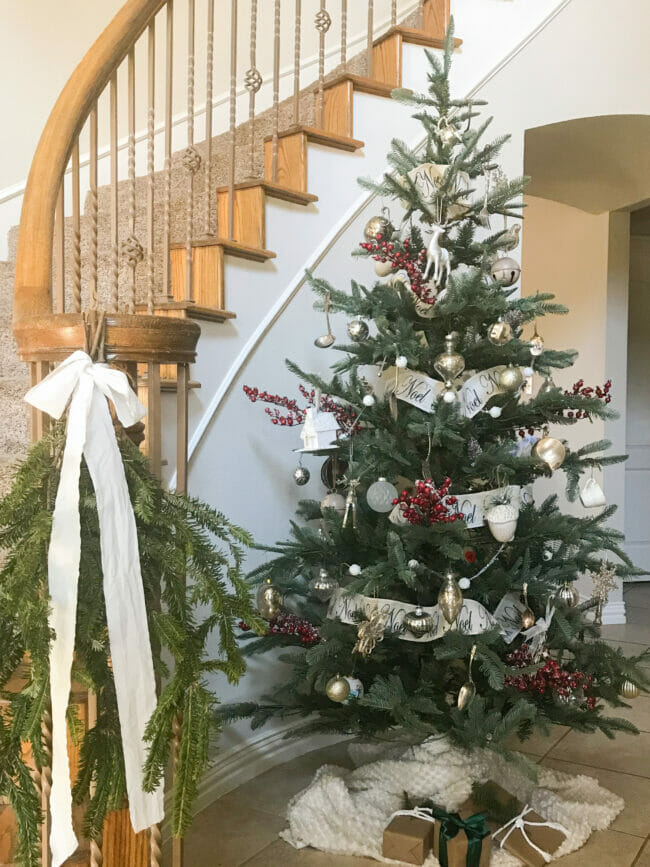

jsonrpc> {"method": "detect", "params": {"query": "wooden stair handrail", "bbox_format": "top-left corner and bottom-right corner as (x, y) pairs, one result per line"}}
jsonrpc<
(14, 0), (166, 321)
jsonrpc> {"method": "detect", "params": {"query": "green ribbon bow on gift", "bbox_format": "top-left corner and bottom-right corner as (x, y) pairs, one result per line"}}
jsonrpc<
(430, 805), (489, 867)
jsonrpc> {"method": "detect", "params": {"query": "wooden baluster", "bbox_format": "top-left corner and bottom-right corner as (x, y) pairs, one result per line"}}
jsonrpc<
(71, 141), (81, 312)
(124, 48), (143, 314)
(271, 0), (281, 180)
(87, 691), (103, 867)
(183, 0), (200, 301)
(89, 104), (99, 310)
(29, 362), (50, 442)
(340, 0), (347, 67)
(162, 0), (174, 302)
(367, 0), (374, 78)
(292, 0), (301, 126)
(53, 183), (65, 314)
(315, 1), (330, 129)
(391, 0), (397, 27)
(227, 0), (237, 237)
(147, 363), (162, 477)
(110, 72), (119, 312)
(146, 22), (156, 313)
(204, 0), (215, 233)
(245, 0), (260, 179)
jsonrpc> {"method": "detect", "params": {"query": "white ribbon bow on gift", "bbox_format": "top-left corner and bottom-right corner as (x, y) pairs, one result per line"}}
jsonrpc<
(388, 806), (437, 825)
(25, 351), (164, 867)
(493, 804), (568, 863)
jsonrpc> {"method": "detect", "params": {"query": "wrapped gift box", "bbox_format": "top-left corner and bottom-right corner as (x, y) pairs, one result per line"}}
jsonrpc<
(431, 801), (491, 867)
(382, 813), (435, 865)
(493, 804), (568, 866)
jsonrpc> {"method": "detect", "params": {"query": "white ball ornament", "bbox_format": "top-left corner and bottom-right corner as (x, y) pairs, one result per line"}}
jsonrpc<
(485, 503), (519, 542)
(488, 406), (502, 419)
(442, 386), (457, 404)
(362, 394), (376, 407)
(408, 559), (419, 569)
(348, 563), (362, 576)
(366, 477), (398, 512)
(320, 492), (346, 515)
(395, 355), (408, 369)
(458, 577), (471, 591)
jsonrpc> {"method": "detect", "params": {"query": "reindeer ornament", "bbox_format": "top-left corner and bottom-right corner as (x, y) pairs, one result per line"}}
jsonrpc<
(423, 223), (451, 287)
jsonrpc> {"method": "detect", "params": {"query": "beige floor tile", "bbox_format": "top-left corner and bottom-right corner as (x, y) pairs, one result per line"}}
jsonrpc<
(624, 583), (650, 608)
(219, 741), (354, 817)
(601, 623), (650, 646)
(241, 839), (378, 866)
(604, 640), (650, 664)
(503, 724), (570, 757)
(541, 757), (650, 837)
(547, 729), (650, 777)
(180, 801), (285, 867)
(626, 607), (650, 626)
(552, 829), (643, 866)
(609, 696), (650, 733)
(633, 839), (650, 866)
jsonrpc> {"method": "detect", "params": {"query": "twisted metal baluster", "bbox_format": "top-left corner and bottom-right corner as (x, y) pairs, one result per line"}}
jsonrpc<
(367, 0), (374, 78)
(391, 0), (397, 27)
(227, 0), (238, 237)
(203, 0), (215, 233)
(87, 691), (104, 867)
(271, 0), (281, 180)
(315, 1), (331, 129)
(293, 0), (301, 126)
(88, 104), (99, 310)
(245, 0), (260, 179)
(183, 0), (200, 300)
(340, 0), (347, 67)
(123, 48), (144, 314)
(41, 708), (53, 867)
(146, 21), (156, 313)
(110, 73), (119, 312)
(162, 0), (174, 301)
(71, 141), (81, 312)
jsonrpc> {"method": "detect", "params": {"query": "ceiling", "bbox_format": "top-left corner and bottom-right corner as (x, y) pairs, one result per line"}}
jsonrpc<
(524, 115), (650, 214)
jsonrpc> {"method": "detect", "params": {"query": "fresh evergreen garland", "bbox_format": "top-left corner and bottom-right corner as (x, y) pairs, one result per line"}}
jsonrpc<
(0, 422), (263, 866)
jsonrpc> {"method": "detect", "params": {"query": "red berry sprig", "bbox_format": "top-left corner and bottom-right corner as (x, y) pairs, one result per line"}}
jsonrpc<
(238, 613), (320, 646)
(564, 379), (612, 420)
(360, 236), (430, 301)
(505, 645), (596, 709)
(243, 384), (361, 432)
(393, 477), (463, 526)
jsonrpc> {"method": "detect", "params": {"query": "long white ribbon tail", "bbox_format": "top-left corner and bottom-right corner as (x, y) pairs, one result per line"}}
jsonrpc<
(493, 805), (568, 864)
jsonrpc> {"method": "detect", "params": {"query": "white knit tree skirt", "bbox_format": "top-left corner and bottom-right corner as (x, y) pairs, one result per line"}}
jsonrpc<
(280, 737), (623, 865)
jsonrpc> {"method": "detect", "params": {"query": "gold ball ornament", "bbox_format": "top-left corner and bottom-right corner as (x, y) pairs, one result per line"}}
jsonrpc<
(557, 581), (579, 608)
(488, 319), (513, 345)
(434, 333), (466, 382)
(534, 433), (566, 470)
(498, 364), (524, 392)
(364, 214), (394, 242)
(620, 680), (640, 700)
(256, 580), (283, 620)
(438, 571), (464, 624)
(326, 674), (351, 703)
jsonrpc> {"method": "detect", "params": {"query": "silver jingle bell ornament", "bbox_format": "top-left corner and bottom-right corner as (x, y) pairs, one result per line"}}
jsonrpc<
(438, 571), (464, 625)
(403, 607), (434, 637)
(347, 319), (369, 342)
(256, 580), (283, 620)
(498, 364), (524, 392)
(557, 581), (579, 608)
(310, 567), (339, 602)
(293, 465), (310, 486)
(620, 679), (640, 700)
(364, 213), (394, 242)
(487, 319), (513, 346)
(366, 477), (398, 512)
(534, 433), (566, 470)
(434, 333), (466, 382)
(491, 256), (521, 287)
(326, 674), (351, 703)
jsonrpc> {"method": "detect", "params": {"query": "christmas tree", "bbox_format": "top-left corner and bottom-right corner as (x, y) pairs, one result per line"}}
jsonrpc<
(223, 27), (648, 753)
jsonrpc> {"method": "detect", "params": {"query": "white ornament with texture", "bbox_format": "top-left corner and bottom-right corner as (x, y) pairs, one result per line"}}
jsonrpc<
(486, 503), (519, 542)
(366, 478), (398, 512)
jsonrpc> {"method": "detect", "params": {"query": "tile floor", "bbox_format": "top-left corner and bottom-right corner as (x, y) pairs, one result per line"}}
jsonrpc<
(184, 583), (650, 866)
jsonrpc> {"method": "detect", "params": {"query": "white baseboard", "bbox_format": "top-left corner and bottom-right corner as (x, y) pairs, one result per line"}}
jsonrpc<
(601, 599), (626, 625)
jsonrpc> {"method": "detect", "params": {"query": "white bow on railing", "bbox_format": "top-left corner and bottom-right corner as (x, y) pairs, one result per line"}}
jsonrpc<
(493, 804), (568, 863)
(25, 351), (164, 867)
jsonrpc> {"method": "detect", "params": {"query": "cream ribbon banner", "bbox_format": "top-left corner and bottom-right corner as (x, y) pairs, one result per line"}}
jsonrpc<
(25, 351), (164, 867)
(327, 587), (497, 642)
(443, 484), (533, 529)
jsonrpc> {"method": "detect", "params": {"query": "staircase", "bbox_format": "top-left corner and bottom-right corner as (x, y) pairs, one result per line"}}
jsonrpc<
(4, 1), (458, 864)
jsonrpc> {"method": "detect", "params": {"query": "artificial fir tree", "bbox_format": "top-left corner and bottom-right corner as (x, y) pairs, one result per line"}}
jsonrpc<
(224, 27), (648, 755)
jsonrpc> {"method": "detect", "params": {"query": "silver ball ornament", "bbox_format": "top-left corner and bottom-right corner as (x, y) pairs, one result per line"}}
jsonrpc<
(256, 581), (283, 620)
(309, 568), (338, 601)
(293, 465), (310, 486)
(347, 319), (369, 342)
(539, 377), (557, 395)
(321, 492), (346, 515)
(366, 477), (398, 512)
(557, 581), (579, 608)
(620, 679), (640, 700)
(403, 607), (434, 637)
(491, 257), (521, 286)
